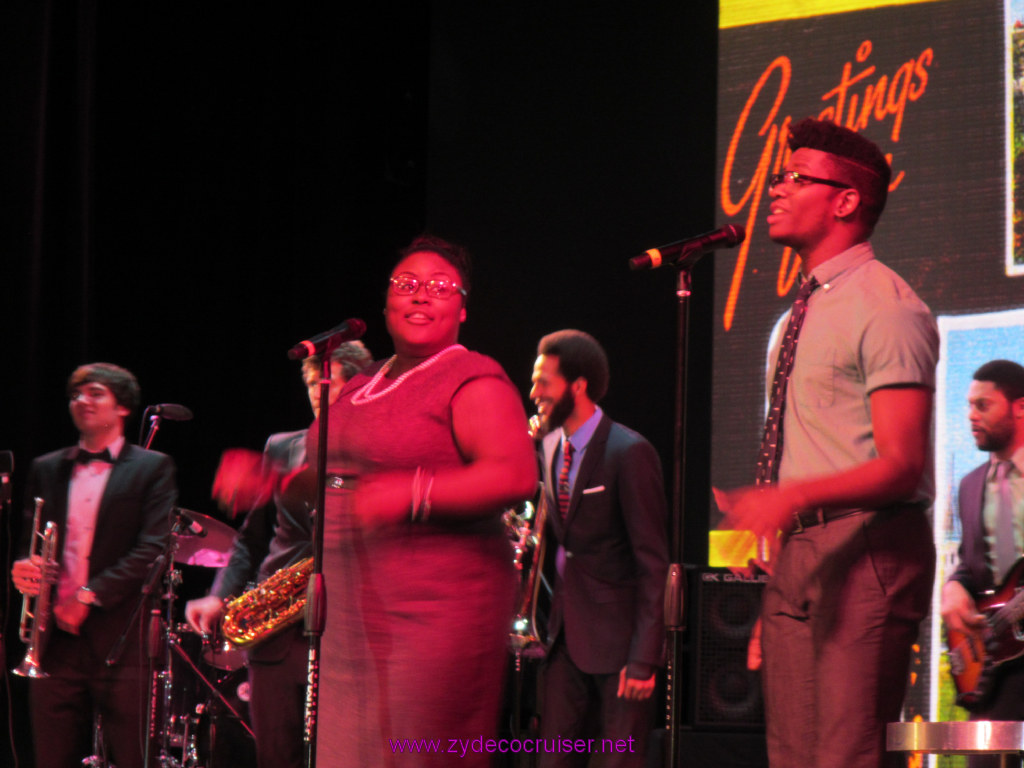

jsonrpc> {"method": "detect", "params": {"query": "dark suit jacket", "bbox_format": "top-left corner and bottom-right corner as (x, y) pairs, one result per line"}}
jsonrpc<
(951, 461), (994, 596)
(21, 443), (177, 665)
(541, 414), (668, 675)
(211, 429), (311, 663)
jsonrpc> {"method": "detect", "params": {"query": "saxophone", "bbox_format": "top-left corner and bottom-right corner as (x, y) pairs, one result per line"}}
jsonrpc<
(221, 556), (312, 648)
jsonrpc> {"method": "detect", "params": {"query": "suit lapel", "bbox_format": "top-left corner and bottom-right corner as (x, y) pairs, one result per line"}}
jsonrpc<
(90, 444), (135, 573)
(563, 415), (611, 529)
(541, 432), (563, 537)
(49, 450), (75, 538)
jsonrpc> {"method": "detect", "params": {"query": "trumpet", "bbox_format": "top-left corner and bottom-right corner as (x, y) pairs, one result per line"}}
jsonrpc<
(506, 493), (548, 657)
(14, 497), (59, 679)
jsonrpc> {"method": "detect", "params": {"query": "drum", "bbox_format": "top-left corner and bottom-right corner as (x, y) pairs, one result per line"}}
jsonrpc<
(150, 626), (255, 766)
(196, 667), (258, 768)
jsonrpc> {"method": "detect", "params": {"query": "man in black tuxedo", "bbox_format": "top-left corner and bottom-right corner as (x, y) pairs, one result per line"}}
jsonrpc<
(941, 359), (1024, 767)
(529, 329), (668, 768)
(185, 340), (371, 768)
(11, 362), (177, 768)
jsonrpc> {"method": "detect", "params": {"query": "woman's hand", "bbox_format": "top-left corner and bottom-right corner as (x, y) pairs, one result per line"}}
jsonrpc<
(212, 448), (276, 516)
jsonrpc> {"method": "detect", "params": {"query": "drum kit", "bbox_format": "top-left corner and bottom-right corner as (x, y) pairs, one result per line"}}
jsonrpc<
(144, 510), (257, 768)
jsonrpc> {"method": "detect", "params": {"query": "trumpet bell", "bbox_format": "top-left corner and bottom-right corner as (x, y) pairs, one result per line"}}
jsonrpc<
(12, 655), (49, 679)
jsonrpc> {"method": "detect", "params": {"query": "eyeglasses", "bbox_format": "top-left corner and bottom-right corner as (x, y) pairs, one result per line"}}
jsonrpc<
(767, 171), (850, 191)
(70, 385), (114, 402)
(389, 273), (467, 300)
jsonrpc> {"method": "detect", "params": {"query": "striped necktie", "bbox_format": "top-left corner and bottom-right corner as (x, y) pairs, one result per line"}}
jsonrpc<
(755, 275), (819, 486)
(558, 439), (574, 519)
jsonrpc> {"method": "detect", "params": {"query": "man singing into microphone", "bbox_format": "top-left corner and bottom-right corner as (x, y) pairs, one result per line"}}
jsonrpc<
(716, 119), (938, 768)
(185, 341), (372, 768)
(11, 362), (178, 768)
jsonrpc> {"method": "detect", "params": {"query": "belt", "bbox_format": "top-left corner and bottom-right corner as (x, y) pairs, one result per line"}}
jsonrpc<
(791, 508), (864, 533)
(791, 501), (929, 534)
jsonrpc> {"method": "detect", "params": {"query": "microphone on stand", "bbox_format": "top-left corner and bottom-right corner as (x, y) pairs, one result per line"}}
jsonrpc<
(287, 318), (367, 360)
(629, 224), (746, 271)
(172, 507), (207, 537)
(149, 404), (193, 421)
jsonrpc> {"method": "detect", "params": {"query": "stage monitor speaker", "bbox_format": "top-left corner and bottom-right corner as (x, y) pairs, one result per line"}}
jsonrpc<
(689, 567), (767, 729)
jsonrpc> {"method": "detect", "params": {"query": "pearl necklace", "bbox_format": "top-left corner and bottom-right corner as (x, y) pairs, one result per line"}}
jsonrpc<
(350, 344), (465, 405)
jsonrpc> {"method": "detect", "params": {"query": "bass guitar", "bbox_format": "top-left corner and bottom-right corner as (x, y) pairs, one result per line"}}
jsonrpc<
(947, 558), (1024, 710)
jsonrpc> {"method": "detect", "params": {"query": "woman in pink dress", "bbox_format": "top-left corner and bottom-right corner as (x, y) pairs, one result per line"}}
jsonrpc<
(311, 235), (538, 765)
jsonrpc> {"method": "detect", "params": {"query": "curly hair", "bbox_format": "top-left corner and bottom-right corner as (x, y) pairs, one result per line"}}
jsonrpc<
(537, 329), (610, 403)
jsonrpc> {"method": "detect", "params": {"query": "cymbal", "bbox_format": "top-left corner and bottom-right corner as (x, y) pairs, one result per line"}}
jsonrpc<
(173, 511), (236, 567)
(203, 637), (247, 671)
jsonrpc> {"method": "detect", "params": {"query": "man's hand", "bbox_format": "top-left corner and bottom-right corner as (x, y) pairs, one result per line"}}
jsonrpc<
(747, 617), (763, 671)
(617, 667), (656, 701)
(714, 485), (804, 566)
(941, 579), (987, 639)
(185, 595), (226, 636)
(11, 557), (45, 597)
(53, 595), (89, 635)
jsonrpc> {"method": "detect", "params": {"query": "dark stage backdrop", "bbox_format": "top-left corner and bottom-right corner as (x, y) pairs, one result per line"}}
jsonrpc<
(1, 1), (721, 764)
(713, 0), (1024, 730)
(1, 3), (432, 764)
(426, 1), (720, 565)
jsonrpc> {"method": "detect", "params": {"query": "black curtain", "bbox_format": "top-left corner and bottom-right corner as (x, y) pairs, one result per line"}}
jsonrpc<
(2, 3), (430, 763)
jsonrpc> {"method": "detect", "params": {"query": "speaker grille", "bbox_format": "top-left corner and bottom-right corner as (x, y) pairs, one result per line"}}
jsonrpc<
(690, 569), (766, 729)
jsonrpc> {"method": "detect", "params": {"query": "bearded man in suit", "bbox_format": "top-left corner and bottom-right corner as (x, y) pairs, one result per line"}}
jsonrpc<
(942, 359), (1024, 768)
(530, 329), (668, 768)
(11, 362), (177, 768)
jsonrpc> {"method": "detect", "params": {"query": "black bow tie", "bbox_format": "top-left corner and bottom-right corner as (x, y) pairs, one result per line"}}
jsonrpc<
(75, 448), (112, 465)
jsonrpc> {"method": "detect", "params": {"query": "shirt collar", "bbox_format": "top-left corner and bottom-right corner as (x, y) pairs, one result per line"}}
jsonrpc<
(77, 435), (126, 462)
(561, 406), (603, 453)
(989, 445), (1024, 480)
(806, 241), (875, 293)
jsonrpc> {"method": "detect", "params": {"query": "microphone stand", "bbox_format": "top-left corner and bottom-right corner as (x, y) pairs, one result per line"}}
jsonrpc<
(303, 346), (337, 768)
(141, 411), (163, 450)
(662, 246), (705, 768)
(0, 463), (12, 641)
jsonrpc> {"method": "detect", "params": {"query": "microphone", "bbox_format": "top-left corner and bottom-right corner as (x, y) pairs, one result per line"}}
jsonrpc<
(629, 224), (746, 271)
(287, 318), (367, 361)
(149, 404), (193, 421)
(173, 507), (207, 537)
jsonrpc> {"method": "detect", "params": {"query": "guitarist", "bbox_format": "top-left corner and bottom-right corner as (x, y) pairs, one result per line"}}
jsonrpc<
(941, 359), (1024, 766)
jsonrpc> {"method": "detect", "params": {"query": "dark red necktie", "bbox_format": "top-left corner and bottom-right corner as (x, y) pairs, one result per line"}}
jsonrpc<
(557, 440), (574, 519)
(755, 276), (819, 486)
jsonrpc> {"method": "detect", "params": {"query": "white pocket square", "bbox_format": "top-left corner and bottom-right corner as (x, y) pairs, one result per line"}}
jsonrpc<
(582, 485), (606, 495)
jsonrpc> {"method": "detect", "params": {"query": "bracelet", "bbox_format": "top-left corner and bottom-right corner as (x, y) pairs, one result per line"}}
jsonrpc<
(411, 467), (423, 523)
(420, 472), (435, 523)
(410, 467), (436, 523)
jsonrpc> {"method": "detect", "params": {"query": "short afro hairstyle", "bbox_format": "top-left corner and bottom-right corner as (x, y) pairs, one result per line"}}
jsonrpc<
(396, 233), (472, 298)
(788, 118), (891, 230)
(537, 329), (610, 403)
(973, 359), (1024, 403)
